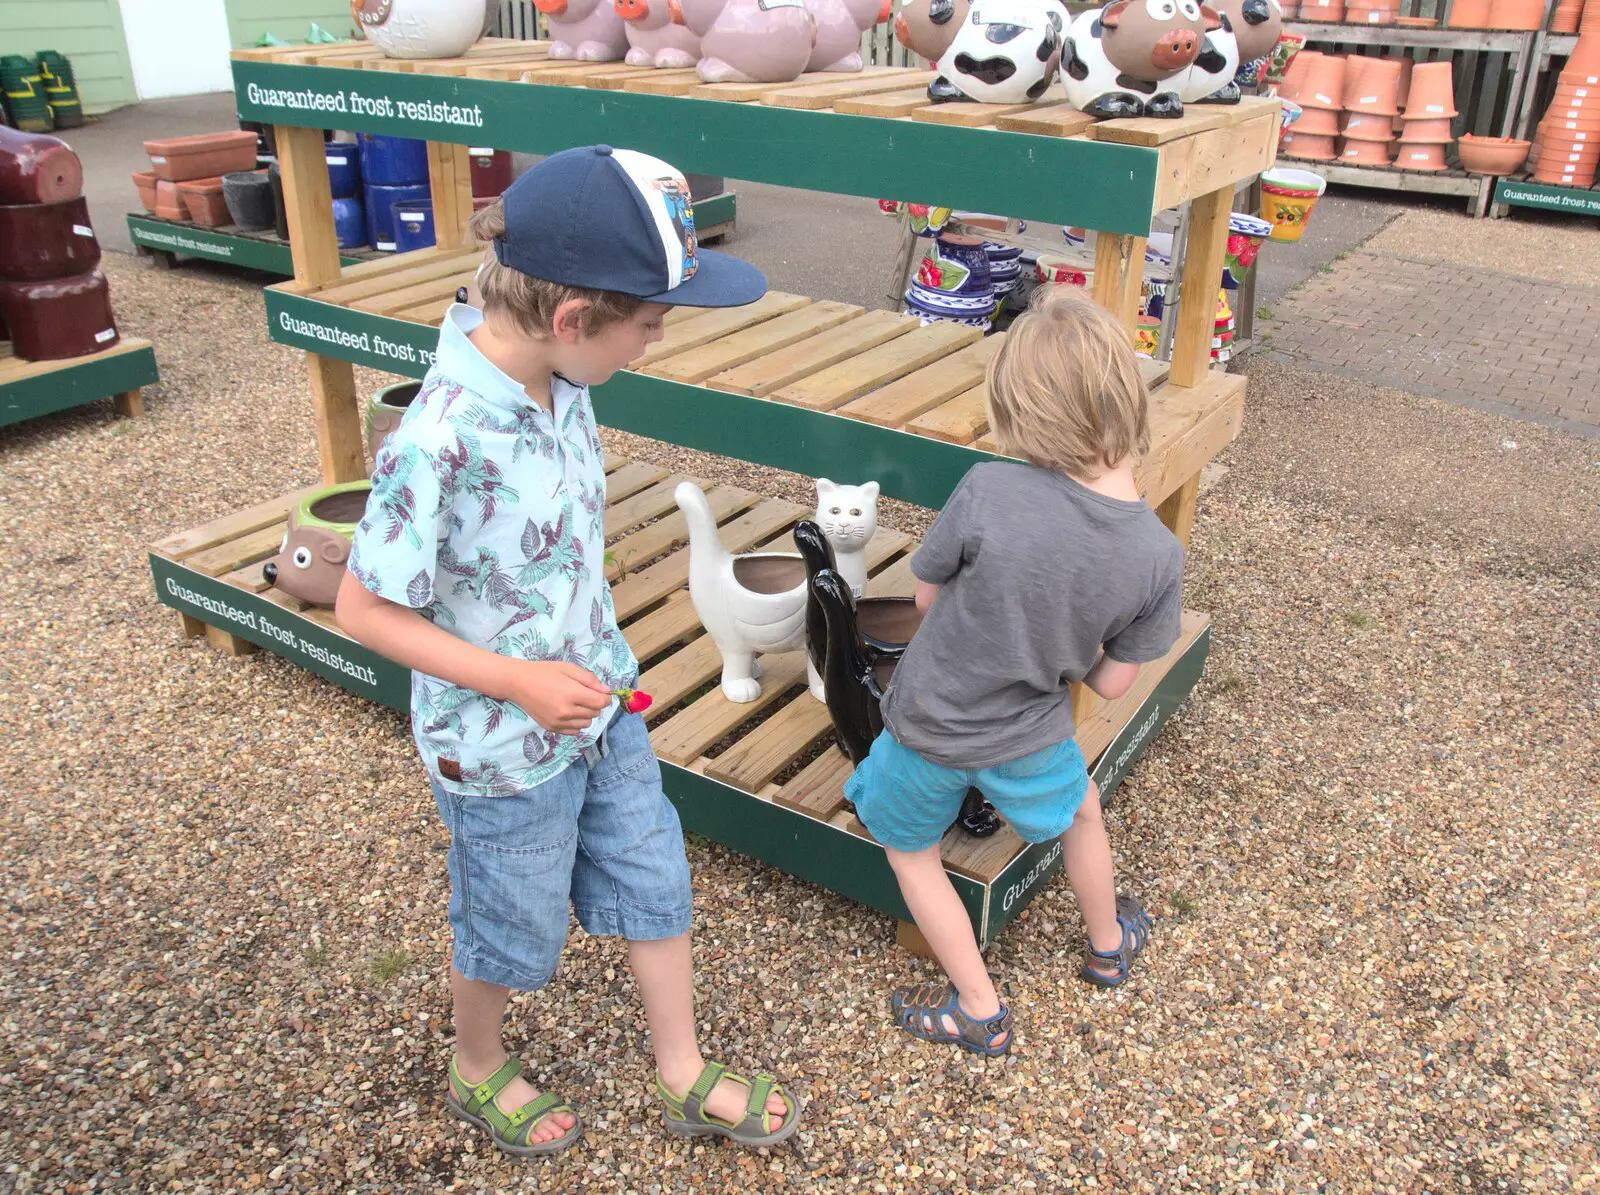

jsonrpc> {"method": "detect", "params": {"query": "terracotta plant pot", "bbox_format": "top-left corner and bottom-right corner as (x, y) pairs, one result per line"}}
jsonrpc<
(1282, 131), (1340, 159)
(1398, 116), (1456, 141)
(0, 267), (117, 360)
(0, 196), (100, 281)
(1396, 143), (1449, 170)
(143, 130), (258, 182)
(1448, 0), (1491, 25)
(221, 170), (275, 231)
(1300, 54), (1349, 109)
(1534, 160), (1599, 184)
(1301, 0), (1346, 18)
(1395, 15), (1439, 25)
(1295, 106), (1342, 135)
(1278, 49), (1321, 100)
(1343, 111), (1401, 140)
(1340, 137), (1396, 165)
(1487, 0), (1544, 27)
(1345, 5), (1396, 24)
(1392, 54), (1413, 108)
(1456, 134), (1531, 173)
(153, 179), (184, 221)
(177, 177), (231, 227)
(131, 169), (158, 213)
(1344, 57), (1403, 115)
(1404, 62), (1459, 118)
(1563, 35), (1600, 76)
(1552, 2), (1582, 32)
(0, 125), (83, 205)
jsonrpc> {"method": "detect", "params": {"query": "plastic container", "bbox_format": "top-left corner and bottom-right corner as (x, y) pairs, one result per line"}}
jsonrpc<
(392, 198), (436, 252)
(143, 130), (259, 182)
(325, 140), (361, 199)
(222, 171), (275, 231)
(357, 133), (430, 185)
(177, 177), (231, 226)
(365, 181), (431, 251)
(0, 126), (83, 204)
(0, 267), (118, 360)
(333, 196), (368, 250)
(0, 195), (100, 281)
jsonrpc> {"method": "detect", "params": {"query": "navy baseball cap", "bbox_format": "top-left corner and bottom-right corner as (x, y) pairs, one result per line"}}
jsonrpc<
(493, 145), (766, 308)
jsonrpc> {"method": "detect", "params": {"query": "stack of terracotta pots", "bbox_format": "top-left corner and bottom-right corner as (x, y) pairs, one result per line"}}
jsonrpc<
(0, 125), (120, 361)
(1551, 0), (1582, 32)
(131, 130), (259, 228)
(1529, 35), (1600, 186)
(1393, 61), (1457, 171)
(1280, 52), (1344, 159)
(1338, 57), (1407, 166)
(1345, 0), (1398, 25)
(1301, 0), (1346, 21)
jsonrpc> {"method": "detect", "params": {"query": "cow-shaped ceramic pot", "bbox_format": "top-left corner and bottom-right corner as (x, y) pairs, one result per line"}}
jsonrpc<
(537, 0), (630, 59)
(895, 0), (971, 75)
(1175, 10), (1240, 103)
(1216, 0), (1280, 67)
(262, 481), (372, 608)
(675, 0), (816, 83)
(1060, 0), (1219, 119)
(927, 0), (1068, 104)
(351, 0), (485, 59)
(615, 0), (702, 68)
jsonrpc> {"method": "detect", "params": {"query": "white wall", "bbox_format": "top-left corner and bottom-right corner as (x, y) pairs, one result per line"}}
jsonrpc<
(118, 0), (236, 99)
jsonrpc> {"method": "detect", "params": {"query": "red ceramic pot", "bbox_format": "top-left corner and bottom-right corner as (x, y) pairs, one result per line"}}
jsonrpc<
(0, 126), (84, 205)
(0, 196), (101, 281)
(467, 147), (513, 197)
(0, 268), (119, 361)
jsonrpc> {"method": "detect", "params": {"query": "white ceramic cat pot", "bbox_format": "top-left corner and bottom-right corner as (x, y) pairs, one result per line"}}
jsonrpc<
(353, 0), (486, 59)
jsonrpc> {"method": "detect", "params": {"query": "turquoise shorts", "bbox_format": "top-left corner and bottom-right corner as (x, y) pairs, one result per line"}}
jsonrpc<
(846, 731), (1091, 853)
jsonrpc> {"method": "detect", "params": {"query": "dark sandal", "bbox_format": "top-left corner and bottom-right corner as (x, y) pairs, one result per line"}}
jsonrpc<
(1080, 894), (1153, 988)
(890, 981), (1012, 1056)
(656, 1060), (803, 1146)
(446, 1055), (583, 1158)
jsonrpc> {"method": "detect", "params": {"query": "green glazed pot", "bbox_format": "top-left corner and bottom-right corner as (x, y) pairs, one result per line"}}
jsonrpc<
(366, 380), (422, 464)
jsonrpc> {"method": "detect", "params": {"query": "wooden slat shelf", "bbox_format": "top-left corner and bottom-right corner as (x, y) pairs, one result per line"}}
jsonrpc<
(0, 337), (157, 427)
(149, 454), (1212, 908)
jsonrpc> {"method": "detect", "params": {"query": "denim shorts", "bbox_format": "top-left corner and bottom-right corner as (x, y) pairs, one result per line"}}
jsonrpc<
(430, 711), (693, 990)
(846, 730), (1092, 853)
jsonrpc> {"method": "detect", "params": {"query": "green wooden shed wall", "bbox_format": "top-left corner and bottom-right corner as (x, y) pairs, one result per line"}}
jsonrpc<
(224, 2), (359, 50)
(0, 0), (137, 113)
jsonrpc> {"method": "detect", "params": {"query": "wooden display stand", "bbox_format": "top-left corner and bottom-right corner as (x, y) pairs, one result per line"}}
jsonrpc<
(148, 39), (1277, 946)
(1, 338), (156, 428)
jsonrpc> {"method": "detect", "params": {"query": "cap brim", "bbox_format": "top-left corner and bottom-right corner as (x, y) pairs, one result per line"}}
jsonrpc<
(638, 247), (767, 308)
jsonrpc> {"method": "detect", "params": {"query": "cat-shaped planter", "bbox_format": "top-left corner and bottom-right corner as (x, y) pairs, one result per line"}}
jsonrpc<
(677, 477), (878, 703)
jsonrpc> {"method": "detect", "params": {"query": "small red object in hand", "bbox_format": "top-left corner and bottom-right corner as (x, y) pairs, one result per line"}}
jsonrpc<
(612, 688), (653, 714)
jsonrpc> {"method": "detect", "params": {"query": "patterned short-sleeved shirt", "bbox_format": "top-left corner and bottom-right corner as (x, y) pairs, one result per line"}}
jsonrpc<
(348, 304), (637, 797)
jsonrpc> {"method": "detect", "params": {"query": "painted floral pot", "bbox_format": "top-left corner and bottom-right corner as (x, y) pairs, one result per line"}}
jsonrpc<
(0, 267), (118, 360)
(907, 203), (953, 237)
(354, 0), (485, 59)
(1221, 213), (1272, 288)
(1261, 171), (1326, 240)
(367, 379), (423, 461)
(0, 125), (82, 204)
(261, 481), (373, 608)
(915, 234), (993, 299)
(0, 195), (100, 281)
(1264, 33), (1305, 85)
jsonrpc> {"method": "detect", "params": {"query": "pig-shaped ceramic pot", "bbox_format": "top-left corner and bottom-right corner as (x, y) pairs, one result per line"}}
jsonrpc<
(615, 0), (702, 68)
(926, 0), (1069, 104)
(261, 482), (372, 608)
(676, 0), (816, 82)
(536, 0), (630, 59)
(352, 0), (486, 59)
(1060, 0), (1219, 119)
(808, 0), (891, 73)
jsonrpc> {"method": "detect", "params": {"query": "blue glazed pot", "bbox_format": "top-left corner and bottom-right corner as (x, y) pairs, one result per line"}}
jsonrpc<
(325, 141), (360, 199)
(365, 181), (431, 251)
(392, 198), (436, 253)
(332, 196), (367, 250)
(357, 133), (429, 186)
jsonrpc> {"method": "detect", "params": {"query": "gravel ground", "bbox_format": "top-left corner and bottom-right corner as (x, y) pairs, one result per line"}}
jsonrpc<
(1365, 208), (1600, 288)
(2, 255), (1598, 1194)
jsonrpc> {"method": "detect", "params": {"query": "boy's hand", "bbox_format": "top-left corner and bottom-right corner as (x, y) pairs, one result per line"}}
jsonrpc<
(506, 661), (615, 735)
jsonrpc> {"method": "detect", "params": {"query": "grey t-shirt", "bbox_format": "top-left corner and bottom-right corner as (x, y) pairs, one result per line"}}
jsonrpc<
(880, 461), (1185, 770)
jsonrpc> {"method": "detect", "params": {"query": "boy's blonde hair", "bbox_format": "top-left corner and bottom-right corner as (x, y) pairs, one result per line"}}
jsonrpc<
(984, 287), (1150, 479)
(467, 199), (641, 337)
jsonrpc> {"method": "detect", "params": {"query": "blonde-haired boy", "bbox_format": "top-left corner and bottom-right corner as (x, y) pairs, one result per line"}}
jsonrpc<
(845, 288), (1183, 1055)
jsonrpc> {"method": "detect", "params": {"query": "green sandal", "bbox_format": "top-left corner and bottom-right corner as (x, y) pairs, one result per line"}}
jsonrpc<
(655, 1060), (803, 1147)
(446, 1055), (583, 1158)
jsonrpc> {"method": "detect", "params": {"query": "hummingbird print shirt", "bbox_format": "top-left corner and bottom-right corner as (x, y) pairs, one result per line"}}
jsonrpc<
(348, 304), (637, 797)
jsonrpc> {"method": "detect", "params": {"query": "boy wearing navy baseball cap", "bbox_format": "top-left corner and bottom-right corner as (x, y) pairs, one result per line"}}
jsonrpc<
(336, 147), (800, 1156)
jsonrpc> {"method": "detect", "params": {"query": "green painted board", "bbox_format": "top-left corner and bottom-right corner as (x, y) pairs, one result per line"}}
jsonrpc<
(232, 60), (1161, 235)
(225, 1), (359, 51)
(264, 288), (994, 511)
(0, 344), (158, 428)
(1493, 179), (1600, 216)
(694, 191), (736, 233)
(128, 214), (364, 275)
(0, 0), (138, 113)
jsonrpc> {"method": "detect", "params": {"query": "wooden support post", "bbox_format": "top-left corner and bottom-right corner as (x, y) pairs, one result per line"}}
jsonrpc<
(177, 610), (205, 639)
(1092, 232), (1148, 332)
(205, 623), (258, 657)
(428, 141), (474, 250)
(1156, 470), (1201, 549)
(277, 124), (366, 485)
(1071, 681), (1097, 727)
(113, 388), (144, 418)
(897, 919), (937, 960)
(1169, 185), (1232, 388)
(885, 208), (920, 307)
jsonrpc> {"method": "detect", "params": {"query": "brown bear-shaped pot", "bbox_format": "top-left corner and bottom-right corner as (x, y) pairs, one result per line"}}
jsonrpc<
(261, 482), (372, 608)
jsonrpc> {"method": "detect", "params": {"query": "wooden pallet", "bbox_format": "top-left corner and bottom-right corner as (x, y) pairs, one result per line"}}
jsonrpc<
(151, 453), (1210, 890)
(0, 338), (154, 427)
